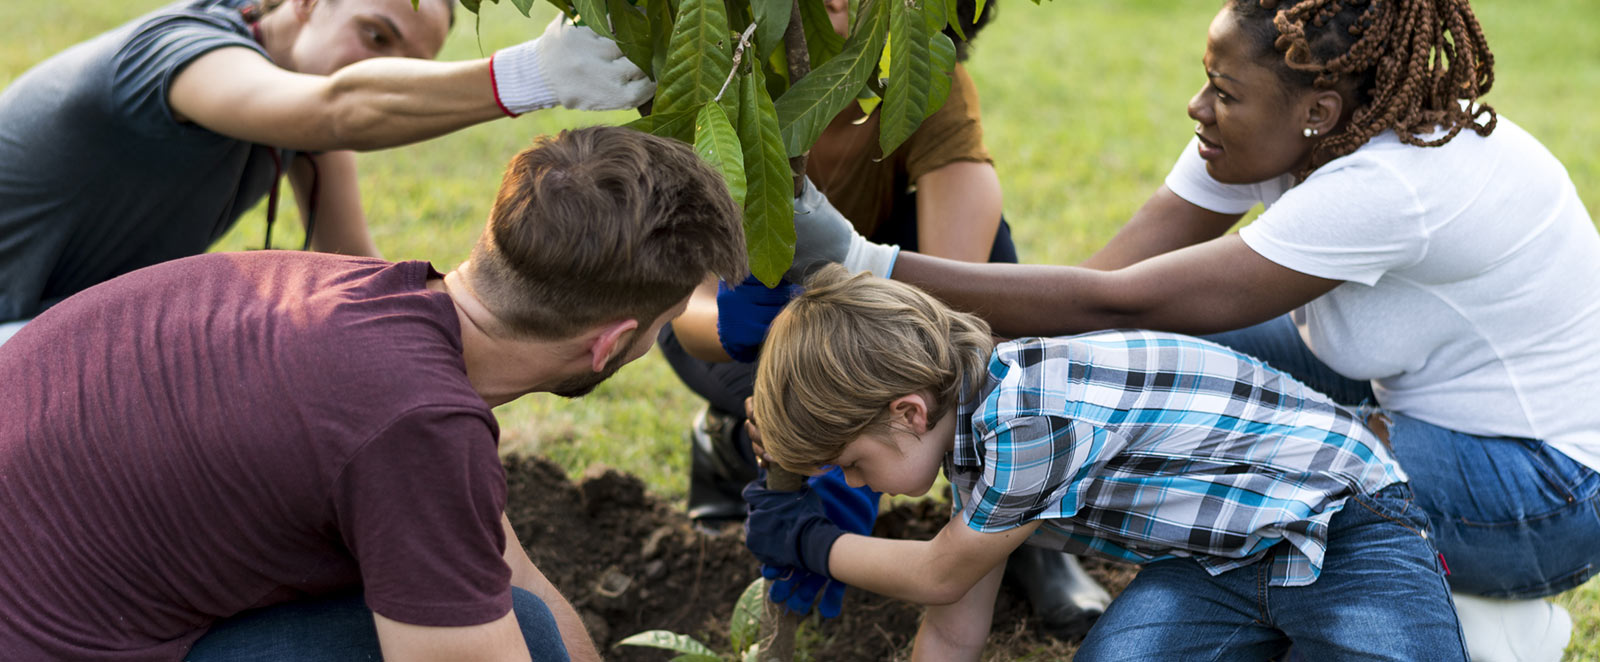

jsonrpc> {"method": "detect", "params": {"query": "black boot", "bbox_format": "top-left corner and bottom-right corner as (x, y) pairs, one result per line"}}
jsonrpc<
(686, 405), (758, 530)
(1004, 546), (1112, 640)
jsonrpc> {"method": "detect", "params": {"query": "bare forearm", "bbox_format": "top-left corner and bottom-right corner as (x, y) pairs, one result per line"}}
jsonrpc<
(892, 234), (1334, 338)
(911, 563), (1005, 662)
(891, 253), (1130, 338)
(527, 577), (600, 662)
(827, 529), (1009, 606)
(319, 58), (505, 152)
(669, 280), (733, 362)
(288, 152), (380, 257)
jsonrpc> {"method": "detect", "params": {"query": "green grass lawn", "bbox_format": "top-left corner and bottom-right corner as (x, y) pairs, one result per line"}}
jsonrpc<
(4, 0), (1596, 656)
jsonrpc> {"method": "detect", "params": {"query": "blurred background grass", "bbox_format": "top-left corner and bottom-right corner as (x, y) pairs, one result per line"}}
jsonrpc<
(3, 0), (1595, 656)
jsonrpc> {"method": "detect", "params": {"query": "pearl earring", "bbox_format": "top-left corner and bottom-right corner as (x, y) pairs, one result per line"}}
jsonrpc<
(1303, 127), (1319, 138)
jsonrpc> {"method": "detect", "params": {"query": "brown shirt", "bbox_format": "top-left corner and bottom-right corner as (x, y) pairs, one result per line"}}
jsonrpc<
(805, 63), (991, 238)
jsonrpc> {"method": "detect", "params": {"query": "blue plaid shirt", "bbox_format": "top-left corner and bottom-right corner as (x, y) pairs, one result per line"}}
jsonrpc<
(947, 330), (1406, 586)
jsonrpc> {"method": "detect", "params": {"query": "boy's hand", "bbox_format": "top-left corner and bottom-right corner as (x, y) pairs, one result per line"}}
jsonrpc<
(716, 276), (801, 362)
(742, 473), (844, 576)
(763, 468), (879, 618)
(787, 178), (900, 281)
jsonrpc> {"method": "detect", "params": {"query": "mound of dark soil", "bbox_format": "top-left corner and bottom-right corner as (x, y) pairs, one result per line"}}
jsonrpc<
(505, 455), (1136, 661)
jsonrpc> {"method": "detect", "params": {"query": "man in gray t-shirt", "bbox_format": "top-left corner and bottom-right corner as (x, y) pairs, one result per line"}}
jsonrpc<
(0, 0), (655, 328)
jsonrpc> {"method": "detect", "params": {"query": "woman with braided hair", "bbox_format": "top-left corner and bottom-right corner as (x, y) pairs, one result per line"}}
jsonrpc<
(751, 0), (1598, 657)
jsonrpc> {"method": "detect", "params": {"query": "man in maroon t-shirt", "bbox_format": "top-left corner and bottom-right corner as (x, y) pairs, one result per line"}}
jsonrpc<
(0, 126), (746, 662)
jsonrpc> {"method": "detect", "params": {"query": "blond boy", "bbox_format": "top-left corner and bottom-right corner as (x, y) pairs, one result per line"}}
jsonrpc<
(742, 266), (1466, 661)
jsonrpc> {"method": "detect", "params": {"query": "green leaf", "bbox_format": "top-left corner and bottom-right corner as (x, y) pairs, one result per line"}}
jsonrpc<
(627, 108), (698, 143)
(459, 0), (480, 14)
(773, 0), (888, 157)
(729, 578), (765, 652)
(924, 31), (955, 119)
(615, 631), (717, 658)
(943, 0), (965, 40)
(879, 0), (931, 155)
(607, 0), (654, 73)
(571, 0), (615, 39)
(737, 73), (797, 286)
(743, 644), (763, 662)
(647, 0), (673, 80)
(509, 0), (535, 16)
(923, 0), (947, 34)
(694, 103), (747, 208)
(798, 0), (845, 69)
(654, 0), (734, 114)
(749, 0), (790, 60)
(973, 0), (987, 23)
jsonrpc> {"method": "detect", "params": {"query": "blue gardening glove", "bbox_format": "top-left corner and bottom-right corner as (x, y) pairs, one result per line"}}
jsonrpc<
(716, 276), (802, 363)
(786, 177), (901, 282)
(742, 471), (845, 577)
(763, 467), (879, 618)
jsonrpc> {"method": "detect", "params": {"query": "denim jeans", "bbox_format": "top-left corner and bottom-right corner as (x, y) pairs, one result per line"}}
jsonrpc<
(1202, 316), (1600, 598)
(184, 587), (569, 661)
(1075, 485), (1466, 661)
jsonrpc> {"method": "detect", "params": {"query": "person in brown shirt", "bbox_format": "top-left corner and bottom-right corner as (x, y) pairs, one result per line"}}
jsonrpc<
(0, 126), (745, 662)
(656, 0), (1114, 640)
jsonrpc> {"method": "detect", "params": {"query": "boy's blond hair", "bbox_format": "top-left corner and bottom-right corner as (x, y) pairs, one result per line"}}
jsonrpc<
(752, 265), (995, 474)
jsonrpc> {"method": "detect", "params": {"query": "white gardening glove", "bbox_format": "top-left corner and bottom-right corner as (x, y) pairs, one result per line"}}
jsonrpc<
(490, 15), (656, 115)
(785, 177), (900, 281)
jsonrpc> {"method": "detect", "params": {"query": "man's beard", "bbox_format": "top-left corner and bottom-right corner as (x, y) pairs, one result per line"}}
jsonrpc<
(548, 333), (647, 398)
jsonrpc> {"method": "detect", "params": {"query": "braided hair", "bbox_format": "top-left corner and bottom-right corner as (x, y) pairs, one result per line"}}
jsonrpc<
(1231, 0), (1496, 177)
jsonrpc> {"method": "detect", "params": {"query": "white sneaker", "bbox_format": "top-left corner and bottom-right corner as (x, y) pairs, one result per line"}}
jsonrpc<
(1452, 593), (1573, 662)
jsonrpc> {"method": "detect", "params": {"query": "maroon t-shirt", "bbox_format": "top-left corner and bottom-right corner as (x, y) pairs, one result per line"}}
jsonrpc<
(0, 252), (512, 661)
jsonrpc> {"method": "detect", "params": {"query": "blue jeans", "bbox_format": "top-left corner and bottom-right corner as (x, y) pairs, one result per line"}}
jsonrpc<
(1202, 316), (1600, 598)
(1076, 485), (1466, 661)
(185, 587), (569, 661)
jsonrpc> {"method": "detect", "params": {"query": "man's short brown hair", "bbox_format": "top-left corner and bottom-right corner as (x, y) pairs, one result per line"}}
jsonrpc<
(469, 126), (747, 338)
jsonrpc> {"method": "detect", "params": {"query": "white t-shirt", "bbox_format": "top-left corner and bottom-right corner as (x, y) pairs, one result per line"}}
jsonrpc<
(1165, 116), (1600, 471)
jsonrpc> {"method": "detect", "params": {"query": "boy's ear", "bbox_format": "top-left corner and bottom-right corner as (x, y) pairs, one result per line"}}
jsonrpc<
(887, 393), (932, 435)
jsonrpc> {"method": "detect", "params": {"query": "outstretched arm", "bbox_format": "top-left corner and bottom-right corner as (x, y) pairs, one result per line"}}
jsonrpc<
(828, 519), (1040, 606)
(169, 18), (652, 153)
(891, 233), (1339, 338)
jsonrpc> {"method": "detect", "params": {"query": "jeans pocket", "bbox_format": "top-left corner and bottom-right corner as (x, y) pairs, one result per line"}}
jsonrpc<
(1346, 484), (1430, 537)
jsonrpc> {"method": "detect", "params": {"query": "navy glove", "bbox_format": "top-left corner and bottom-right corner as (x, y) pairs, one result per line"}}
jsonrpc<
(764, 467), (879, 618)
(716, 276), (801, 363)
(742, 472), (845, 577)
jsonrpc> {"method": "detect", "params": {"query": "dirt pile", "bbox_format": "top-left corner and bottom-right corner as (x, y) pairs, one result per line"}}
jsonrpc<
(505, 455), (1136, 661)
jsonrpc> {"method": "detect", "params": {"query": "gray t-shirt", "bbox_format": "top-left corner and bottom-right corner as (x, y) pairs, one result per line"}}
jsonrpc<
(0, 0), (287, 322)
